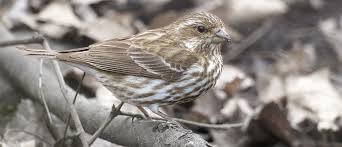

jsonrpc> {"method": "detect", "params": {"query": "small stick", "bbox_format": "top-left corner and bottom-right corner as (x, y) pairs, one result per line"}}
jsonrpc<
(41, 37), (89, 147)
(38, 59), (52, 124)
(119, 111), (244, 129)
(88, 102), (124, 145)
(63, 72), (86, 144)
(0, 36), (44, 47)
(0, 36), (62, 140)
(39, 59), (62, 140)
(0, 35), (90, 147)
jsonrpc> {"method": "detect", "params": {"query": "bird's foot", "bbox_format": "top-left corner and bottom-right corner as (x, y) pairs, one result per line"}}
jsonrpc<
(147, 104), (180, 125)
(130, 114), (145, 123)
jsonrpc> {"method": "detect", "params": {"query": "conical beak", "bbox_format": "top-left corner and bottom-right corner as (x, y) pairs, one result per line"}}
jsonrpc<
(216, 28), (231, 42)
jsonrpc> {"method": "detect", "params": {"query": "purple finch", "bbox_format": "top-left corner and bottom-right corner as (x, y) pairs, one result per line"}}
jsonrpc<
(22, 11), (231, 117)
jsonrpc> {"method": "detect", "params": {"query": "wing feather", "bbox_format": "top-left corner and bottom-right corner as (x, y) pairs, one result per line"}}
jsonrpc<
(56, 40), (199, 81)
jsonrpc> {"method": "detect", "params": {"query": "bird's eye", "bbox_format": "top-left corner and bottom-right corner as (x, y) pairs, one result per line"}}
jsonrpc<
(196, 26), (207, 33)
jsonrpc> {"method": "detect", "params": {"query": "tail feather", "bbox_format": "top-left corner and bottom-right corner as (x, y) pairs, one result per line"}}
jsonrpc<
(18, 47), (57, 59)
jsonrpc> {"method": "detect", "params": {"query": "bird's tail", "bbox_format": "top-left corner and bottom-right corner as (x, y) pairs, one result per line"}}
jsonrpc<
(18, 47), (57, 59)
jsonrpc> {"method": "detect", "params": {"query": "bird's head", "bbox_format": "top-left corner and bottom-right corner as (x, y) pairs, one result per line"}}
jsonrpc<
(166, 12), (231, 53)
(131, 12), (230, 56)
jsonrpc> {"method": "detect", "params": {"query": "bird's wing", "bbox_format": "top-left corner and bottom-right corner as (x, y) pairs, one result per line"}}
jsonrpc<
(57, 40), (199, 81)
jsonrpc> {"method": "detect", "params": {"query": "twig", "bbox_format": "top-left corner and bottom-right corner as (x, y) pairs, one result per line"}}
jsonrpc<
(0, 35), (89, 147)
(224, 19), (275, 62)
(40, 36), (89, 147)
(88, 102), (124, 145)
(39, 59), (62, 140)
(39, 59), (52, 124)
(119, 111), (244, 129)
(63, 72), (86, 144)
(0, 36), (44, 47)
(0, 36), (62, 140)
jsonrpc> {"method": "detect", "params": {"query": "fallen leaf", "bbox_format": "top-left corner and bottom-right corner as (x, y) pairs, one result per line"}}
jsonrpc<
(214, 64), (254, 100)
(274, 42), (317, 75)
(286, 69), (342, 131)
(257, 75), (285, 103)
(220, 96), (254, 118)
(245, 102), (300, 147)
(80, 13), (134, 41)
(38, 23), (72, 39)
(191, 91), (224, 123)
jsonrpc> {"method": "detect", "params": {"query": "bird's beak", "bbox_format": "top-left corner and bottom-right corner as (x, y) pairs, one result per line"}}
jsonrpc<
(216, 28), (231, 42)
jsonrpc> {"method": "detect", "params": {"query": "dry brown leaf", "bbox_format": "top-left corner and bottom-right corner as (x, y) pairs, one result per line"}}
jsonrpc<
(18, 140), (36, 147)
(38, 23), (72, 39)
(275, 42), (317, 75)
(4, 1), (81, 38)
(286, 69), (342, 131)
(2, 0), (30, 28)
(223, 77), (242, 97)
(80, 14), (134, 41)
(254, 54), (285, 103)
(4, 100), (54, 146)
(191, 91), (224, 123)
(214, 65), (254, 100)
(220, 97), (254, 118)
(245, 102), (299, 147)
(257, 75), (285, 103)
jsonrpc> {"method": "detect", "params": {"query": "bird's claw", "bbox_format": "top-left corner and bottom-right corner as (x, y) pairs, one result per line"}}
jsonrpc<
(131, 114), (144, 122)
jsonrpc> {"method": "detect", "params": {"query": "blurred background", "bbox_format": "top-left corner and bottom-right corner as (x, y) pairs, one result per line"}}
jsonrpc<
(1, 0), (342, 147)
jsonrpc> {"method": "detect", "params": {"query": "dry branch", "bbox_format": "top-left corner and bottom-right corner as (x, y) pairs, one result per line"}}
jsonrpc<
(0, 24), (207, 147)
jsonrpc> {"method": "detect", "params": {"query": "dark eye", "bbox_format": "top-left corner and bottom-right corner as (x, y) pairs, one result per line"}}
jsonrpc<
(196, 26), (207, 33)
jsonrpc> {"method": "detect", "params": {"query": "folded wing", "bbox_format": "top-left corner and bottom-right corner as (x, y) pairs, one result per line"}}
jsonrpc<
(56, 39), (199, 81)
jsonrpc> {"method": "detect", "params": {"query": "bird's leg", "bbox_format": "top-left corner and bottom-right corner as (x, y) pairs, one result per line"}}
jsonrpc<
(147, 104), (182, 128)
(148, 104), (172, 121)
(136, 106), (150, 119)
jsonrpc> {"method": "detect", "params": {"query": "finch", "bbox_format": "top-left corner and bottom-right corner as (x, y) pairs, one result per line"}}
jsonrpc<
(22, 11), (231, 117)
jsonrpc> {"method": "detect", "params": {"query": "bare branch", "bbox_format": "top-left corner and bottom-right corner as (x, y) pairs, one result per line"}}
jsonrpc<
(36, 36), (89, 147)
(39, 59), (63, 140)
(0, 36), (43, 47)
(0, 33), (90, 147)
(88, 102), (124, 145)
(63, 71), (86, 144)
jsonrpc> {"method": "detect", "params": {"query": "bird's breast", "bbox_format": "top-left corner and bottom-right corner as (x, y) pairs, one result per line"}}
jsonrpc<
(100, 57), (222, 106)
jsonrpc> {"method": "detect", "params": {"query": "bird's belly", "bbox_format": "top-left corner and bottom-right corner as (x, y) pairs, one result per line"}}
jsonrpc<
(98, 59), (222, 106)
(98, 69), (217, 106)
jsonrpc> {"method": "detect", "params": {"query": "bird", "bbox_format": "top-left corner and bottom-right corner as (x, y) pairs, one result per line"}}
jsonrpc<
(21, 11), (231, 118)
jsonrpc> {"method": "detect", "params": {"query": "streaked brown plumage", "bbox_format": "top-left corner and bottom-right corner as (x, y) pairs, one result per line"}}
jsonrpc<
(22, 11), (231, 117)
